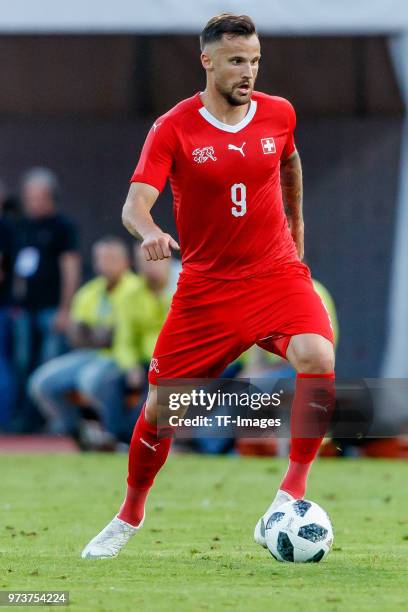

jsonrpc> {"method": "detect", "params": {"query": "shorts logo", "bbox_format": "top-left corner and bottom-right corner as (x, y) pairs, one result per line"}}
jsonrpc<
(192, 146), (217, 163)
(149, 358), (160, 374)
(261, 137), (276, 154)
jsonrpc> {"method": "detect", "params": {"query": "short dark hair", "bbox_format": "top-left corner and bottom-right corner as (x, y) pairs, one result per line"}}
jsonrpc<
(200, 13), (257, 50)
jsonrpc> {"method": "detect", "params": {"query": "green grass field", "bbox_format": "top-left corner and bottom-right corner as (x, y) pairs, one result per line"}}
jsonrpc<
(1, 454), (407, 611)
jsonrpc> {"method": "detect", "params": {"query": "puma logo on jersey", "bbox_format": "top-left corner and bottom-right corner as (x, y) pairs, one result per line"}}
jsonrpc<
(228, 142), (246, 157)
(192, 146), (217, 163)
(149, 358), (160, 373)
(140, 438), (160, 452)
(152, 121), (162, 131)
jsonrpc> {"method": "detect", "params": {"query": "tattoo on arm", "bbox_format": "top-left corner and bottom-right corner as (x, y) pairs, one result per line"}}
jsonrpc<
(280, 151), (303, 228)
(280, 151), (304, 260)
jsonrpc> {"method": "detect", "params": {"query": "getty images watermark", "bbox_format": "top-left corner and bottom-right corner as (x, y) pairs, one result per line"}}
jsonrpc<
(167, 387), (283, 429)
(156, 377), (408, 439)
(157, 378), (292, 438)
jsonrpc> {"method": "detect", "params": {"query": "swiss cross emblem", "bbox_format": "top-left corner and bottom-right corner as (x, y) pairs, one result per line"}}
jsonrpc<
(261, 137), (276, 154)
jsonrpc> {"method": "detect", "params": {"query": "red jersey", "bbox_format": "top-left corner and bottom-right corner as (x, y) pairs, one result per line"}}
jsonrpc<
(131, 91), (299, 279)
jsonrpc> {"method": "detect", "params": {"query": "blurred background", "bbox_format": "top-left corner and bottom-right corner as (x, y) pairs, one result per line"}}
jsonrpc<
(0, 1), (407, 456)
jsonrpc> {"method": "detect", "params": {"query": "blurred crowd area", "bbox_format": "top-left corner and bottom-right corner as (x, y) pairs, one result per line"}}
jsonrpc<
(0, 166), (342, 454)
(0, 167), (172, 449)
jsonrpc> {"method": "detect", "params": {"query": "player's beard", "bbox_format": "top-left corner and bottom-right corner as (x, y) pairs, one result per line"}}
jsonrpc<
(215, 80), (253, 107)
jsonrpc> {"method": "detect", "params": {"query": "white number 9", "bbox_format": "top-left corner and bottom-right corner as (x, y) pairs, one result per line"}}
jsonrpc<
(231, 183), (247, 217)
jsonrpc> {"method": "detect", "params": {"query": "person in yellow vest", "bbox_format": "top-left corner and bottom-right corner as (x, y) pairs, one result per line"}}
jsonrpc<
(28, 237), (170, 444)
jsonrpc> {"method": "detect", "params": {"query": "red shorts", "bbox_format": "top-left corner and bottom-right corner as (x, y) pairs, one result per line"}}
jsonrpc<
(148, 262), (334, 384)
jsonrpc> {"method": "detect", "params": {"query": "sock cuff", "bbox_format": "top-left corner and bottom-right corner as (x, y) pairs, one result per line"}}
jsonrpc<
(297, 371), (335, 379)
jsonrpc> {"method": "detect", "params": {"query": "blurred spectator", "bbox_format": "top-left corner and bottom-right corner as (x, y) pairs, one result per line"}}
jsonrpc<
(12, 168), (80, 430)
(132, 243), (172, 365)
(0, 178), (15, 430)
(13, 167), (80, 364)
(28, 238), (170, 447)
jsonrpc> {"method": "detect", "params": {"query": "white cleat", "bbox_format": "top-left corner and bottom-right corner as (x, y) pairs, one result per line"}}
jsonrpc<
(254, 490), (295, 548)
(81, 514), (144, 559)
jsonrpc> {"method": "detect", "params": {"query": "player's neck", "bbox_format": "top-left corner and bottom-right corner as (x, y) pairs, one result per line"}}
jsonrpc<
(200, 89), (250, 126)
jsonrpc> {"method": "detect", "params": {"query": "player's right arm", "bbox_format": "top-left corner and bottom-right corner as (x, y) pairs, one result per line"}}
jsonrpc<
(122, 182), (179, 261)
(123, 116), (180, 261)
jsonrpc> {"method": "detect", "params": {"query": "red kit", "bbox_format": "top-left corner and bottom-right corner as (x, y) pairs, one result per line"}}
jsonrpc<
(131, 91), (333, 383)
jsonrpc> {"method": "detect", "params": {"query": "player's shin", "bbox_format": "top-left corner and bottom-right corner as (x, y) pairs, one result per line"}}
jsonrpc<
(280, 372), (335, 499)
(118, 404), (173, 526)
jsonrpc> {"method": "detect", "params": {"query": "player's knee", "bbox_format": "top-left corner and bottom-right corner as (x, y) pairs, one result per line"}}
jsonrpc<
(296, 347), (334, 374)
(77, 377), (98, 400)
(28, 366), (56, 405)
(27, 370), (44, 404)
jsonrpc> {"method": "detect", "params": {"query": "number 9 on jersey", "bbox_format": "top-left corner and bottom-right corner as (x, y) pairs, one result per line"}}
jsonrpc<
(231, 183), (247, 217)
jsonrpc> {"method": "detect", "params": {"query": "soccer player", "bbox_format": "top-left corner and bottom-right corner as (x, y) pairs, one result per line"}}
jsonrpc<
(82, 13), (335, 559)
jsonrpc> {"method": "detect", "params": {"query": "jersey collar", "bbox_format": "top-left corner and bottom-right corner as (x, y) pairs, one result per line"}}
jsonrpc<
(198, 97), (257, 133)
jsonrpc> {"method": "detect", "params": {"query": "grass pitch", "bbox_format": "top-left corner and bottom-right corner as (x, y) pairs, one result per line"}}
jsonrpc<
(1, 453), (407, 611)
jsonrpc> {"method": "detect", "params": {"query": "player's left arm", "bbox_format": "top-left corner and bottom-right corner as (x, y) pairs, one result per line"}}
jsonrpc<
(280, 150), (304, 261)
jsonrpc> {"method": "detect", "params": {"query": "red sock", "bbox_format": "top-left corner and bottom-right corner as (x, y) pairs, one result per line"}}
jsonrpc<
(280, 372), (335, 499)
(118, 405), (173, 526)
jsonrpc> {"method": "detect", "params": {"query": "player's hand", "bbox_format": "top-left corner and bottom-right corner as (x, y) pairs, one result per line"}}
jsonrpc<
(141, 230), (180, 261)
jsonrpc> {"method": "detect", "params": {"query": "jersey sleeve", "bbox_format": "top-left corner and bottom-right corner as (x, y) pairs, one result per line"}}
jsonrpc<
(130, 118), (177, 193)
(282, 101), (297, 159)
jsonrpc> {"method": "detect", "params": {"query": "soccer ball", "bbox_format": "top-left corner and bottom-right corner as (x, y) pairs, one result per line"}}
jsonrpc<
(265, 499), (333, 563)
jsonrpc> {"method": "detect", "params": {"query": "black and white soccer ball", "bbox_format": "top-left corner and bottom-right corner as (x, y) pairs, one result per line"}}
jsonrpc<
(265, 499), (333, 563)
